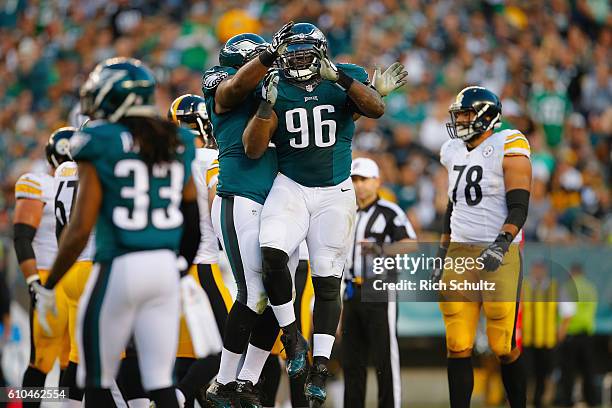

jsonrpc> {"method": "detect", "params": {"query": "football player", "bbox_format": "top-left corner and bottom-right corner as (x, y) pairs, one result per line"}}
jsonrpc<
(168, 94), (232, 407)
(242, 22), (403, 406)
(48, 127), (99, 407)
(33, 57), (199, 408)
(202, 25), (300, 408)
(434, 86), (531, 408)
(14, 131), (68, 407)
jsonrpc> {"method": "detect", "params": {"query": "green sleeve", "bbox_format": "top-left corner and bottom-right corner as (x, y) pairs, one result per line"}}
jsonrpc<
(337, 63), (369, 85)
(178, 128), (196, 181)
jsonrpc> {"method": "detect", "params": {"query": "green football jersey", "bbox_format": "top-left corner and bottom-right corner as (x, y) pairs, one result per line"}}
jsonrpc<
(271, 63), (369, 187)
(71, 120), (195, 262)
(202, 66), (278, 205)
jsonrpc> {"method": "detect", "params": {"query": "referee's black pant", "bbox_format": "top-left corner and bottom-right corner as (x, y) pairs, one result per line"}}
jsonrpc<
(341, 284), (401, 408)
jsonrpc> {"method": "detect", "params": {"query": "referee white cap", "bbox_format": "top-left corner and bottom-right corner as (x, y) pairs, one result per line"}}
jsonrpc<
(351, 157), (379, 178)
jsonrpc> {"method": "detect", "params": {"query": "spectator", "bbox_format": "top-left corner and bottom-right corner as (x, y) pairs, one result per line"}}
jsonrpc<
(556, 263), (599, 407)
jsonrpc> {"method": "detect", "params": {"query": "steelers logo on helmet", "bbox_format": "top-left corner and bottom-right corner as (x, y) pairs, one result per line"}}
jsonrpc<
(46, 127), (78, 168)
(168, 94), (214, 147)
(446, 86), (502, 143)
(279, 23), (328, 82)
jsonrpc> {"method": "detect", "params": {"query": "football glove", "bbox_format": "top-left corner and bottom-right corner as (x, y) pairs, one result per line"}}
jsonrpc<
(180, 275), (223, 358)
(26, 274), (41, 307)
(311, 47), (339, 82)
(268, 21), (295, 56)
(430, 245), (448, 284)
(479, 232), (513, 272)
(372, 62), (408, 96)
(261, 70), (280, 106)
(32, 281), (57, 336)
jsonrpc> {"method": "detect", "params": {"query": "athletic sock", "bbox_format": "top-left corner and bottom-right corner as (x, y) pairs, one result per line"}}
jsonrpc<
(177, 353), (221, 399)
(22, 367), (46, 408)
(238, 344), (270, 384)
(149, 387), (179, 408)
(59, 361), (83, 402)
(312, 334), (335, 359)
(447, 357), (474, 408)
(217, 348), (242, 385)
(501, 354), (527, 408)
(250, 306), (281, 351)
(84, 388), (116, 408)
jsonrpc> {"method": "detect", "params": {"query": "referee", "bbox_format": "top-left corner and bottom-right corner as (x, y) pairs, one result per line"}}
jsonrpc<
(342, 158), (416, 408)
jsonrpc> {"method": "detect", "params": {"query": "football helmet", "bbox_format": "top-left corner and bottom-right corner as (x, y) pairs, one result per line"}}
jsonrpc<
(168, 94), (215, 148)
(279, 23), (327, 82)
(446, 86), (502, 142)
(80, 57), (156, 123)
(219, 33), (268, 68)
(46, 127), (77, 168)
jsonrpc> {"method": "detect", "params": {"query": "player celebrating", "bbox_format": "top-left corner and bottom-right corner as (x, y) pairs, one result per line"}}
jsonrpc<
(168, 94), (232, 407)
(242, 22), (399, 406)
(33, 57), (199, 408)
(202, 25), (300, 407)
(14, 133), (68, 407)
(434, 86), (531, 408)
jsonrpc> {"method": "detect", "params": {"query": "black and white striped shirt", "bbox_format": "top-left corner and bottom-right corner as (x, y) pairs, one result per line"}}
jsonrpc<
(348, 198), (417, 282)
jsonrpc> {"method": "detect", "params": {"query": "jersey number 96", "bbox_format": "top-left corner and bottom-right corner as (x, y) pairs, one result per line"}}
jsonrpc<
(286, 105), (336, 148)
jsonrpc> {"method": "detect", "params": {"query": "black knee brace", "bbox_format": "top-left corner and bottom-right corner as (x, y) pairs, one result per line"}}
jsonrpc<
(312, 277), (342, 336)
(261, 247), (292, 305)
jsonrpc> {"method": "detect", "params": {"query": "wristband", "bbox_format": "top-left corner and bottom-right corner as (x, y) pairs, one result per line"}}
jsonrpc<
(26, 274), (40, 285)
(258, 50), (276, 67)
(336, 69), (354, 91)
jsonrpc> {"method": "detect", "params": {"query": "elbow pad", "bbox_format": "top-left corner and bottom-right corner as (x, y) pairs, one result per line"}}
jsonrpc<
(14, 223), (36, 263)
(179, 199), (200, 277)
(504, 189), (530, 230)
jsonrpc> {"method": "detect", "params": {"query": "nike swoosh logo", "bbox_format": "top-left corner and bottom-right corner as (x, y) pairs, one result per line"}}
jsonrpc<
(341, 188), (351, 192)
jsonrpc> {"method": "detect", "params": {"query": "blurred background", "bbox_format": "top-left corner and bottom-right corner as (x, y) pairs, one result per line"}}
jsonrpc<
(0, 0), (610, 406)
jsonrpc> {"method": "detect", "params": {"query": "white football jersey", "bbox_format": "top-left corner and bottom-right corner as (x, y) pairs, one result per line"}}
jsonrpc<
(54, 161), (95, 261)
(440, 128), (531, 243)
(193, 148), (220, 265)
(15, 172), (57, 270)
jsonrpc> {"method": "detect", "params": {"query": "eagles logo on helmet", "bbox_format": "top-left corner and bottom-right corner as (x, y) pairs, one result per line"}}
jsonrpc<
(279, 23), (328, 82)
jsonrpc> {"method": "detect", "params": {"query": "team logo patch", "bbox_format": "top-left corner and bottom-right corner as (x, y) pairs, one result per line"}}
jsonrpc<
(203, 71), (228, 91)
(483, 145), (494, 158)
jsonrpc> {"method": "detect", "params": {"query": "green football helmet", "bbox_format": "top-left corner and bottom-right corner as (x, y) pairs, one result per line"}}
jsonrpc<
(279, 23), (327, 82)
(80, 57), (157, 122)
(219, 33), (268, 68)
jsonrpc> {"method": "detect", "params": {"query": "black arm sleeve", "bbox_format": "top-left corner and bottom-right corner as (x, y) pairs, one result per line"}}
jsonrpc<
(442, 200), (453, 235)
(13, 223), (36, 264)
(503, 189), (530, 230)
(178, 199), (200, 277)
(0, 272), (10, 317)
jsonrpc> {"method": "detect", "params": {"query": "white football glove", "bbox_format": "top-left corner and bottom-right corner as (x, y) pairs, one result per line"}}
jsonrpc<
(372, 62), (408, 96)
(262, 69), (280, 106)
(32, 282), (57, 336)
(180, 275), (223, 358)
(311, 47), (339, 82)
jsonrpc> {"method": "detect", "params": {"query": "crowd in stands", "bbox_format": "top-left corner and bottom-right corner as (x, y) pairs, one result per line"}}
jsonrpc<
(0, 0), (609, 243)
